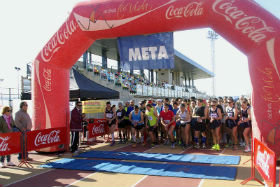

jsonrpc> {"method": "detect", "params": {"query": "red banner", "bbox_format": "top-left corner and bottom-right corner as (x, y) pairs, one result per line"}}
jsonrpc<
(254, 138), (276, 187)
(87, 119), (108, 139)
(0, 132), (21, 156)
(26, 127), (67, 151)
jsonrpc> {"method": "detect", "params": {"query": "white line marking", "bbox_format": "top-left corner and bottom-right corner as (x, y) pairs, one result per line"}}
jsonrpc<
(5, 169), (53, 187)
(131, 175), (148, 187)
(65, 173), (97, 187)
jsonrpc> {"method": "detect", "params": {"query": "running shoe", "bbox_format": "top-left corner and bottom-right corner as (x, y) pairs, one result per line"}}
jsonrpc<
(211, 144), (217, 150)
(244, 146), (251, 153)
(171, 143), (175, 149)
(0, 162), (4, 168)
(164, 140), (170, 145)
(151, 143), (155, 148)
(7, 162), (15, 166)
(110, 141), (115, 146)
(202, 143), (206, 149)
(195, 143), (200, 149)
(132, 144), (137, 148)
(216, 144), (221, 151)
(118, 140), (123, 144)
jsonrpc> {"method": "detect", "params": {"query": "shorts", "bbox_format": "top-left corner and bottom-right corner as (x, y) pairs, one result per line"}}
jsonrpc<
(108, 119), (116, 127)
(226, 119), (237, 129)
(148, 125), (157, 132)
(132, 124), (145, 130)
(210, 120), (221, 129)
(123, 119), (131, 127)
(166, 123), (176, 130)
(190, 118), (197, 128)
(179, 121), (191, 128)
(193, 122), (206, 132)
(240, 122), (251, 128)
(118, 120), (126, 129)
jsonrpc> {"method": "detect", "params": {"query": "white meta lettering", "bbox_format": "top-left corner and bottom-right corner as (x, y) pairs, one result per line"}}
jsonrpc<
(141, 47), (149, 60)
(129, 48), (142, 61)
(0, 137), (10, 152)
(212, 0), (275, 43)
(149, 47), (158, 60)
(158, 46), (169, 60)
(34, 130), (61, 147)
(256, 145), (271, 179)
(129, 46), (169, 61)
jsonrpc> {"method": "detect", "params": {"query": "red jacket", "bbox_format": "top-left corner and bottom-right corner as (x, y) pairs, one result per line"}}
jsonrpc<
(70, 107), (82, 131)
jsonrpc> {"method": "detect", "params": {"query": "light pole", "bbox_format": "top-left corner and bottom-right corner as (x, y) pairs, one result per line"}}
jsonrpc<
(207, 30), (218, 97)
(14, 66), (21, 99)
(0, 79), (3, 106)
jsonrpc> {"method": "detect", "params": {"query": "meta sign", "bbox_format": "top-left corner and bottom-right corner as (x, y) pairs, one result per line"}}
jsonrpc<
(117, 32), (174, 71)
(254, 138), (276, 187)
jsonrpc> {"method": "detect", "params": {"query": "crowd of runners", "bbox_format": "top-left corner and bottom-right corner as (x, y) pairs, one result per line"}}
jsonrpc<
(104, 96), (252, 152)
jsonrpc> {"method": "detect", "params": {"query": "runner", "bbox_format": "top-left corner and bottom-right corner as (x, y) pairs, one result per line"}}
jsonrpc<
(238, 100), (252, 152)
(145, 104), (158, 147)
(160, 103), (176, 148)
(209, 100), (222, 151)
(125, 100), (135, 142)
(192, 99), (207, 149)
(104, 102), (116, 146)
(225, 98), (239, 150)
(155, 99), (163, 143)
(129, 105), (145, 148)
(176, 103), (191, 149)
(116, 102), (126, 144)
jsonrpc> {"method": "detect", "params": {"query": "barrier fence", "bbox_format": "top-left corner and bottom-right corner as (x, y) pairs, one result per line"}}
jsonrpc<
(0, 127), (67, 168)
(87, 119), (109, 140)
(241, 138), (277, 187)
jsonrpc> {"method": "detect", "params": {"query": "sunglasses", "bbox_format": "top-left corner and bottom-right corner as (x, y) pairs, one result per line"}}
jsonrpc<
(7, 110), (12, 112)
(78, 105), (82, 107)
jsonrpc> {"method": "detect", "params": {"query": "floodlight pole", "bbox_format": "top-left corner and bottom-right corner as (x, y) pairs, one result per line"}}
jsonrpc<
(14, 66), (21, 99)
(207, 30), (218, 97)
(0, 79), (3, 106)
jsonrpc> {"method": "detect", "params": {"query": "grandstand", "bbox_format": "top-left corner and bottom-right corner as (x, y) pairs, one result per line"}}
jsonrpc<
(74, 37), (213, 100)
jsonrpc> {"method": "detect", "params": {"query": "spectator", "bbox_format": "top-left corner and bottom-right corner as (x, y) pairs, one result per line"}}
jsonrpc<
(15, 101), (33, 161)
(70, 101), (83, 154)
(0, 106), (16, 167)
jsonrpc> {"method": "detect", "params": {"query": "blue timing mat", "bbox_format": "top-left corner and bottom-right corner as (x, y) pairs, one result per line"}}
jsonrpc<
(76, 151), (240, 165)
(41, 158), (237, 180)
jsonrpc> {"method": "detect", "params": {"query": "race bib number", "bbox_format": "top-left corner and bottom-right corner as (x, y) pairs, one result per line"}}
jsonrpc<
(164, 120), (170, 124)
(210, 113), (217, 118)
(148, 116), (153, 121)
(117, 112), (122, 117)
(228, 113), (233, 117)
(106, 113), (113, 118)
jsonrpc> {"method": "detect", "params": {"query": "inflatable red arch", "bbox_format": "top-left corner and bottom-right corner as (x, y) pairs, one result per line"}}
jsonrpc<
(33, 0), (280, 156)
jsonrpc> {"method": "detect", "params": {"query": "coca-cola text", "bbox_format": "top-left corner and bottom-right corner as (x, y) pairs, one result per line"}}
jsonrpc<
(34, 130), (61, 146)
(0, 137), (10, 152)
(165, 2), (203, 20)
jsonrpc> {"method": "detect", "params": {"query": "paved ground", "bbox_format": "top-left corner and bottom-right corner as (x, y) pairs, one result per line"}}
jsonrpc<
(0, 139), (279, 187)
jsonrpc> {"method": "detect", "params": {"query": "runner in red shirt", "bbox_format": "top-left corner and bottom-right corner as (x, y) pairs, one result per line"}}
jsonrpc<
(160, 103), (176, 148)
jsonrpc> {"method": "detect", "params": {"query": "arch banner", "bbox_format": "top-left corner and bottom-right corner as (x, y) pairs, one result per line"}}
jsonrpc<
(33, 0), (280, 156)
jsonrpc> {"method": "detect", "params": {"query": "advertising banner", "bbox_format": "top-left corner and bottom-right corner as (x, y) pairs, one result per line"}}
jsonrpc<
(118, 32), (174, 71)
(82, 100), (106, 114)
(0, 132), (21, 156)
(87, 119), (108, 139)
(26, 127), (67, 151)
(254, 138), (276, 187)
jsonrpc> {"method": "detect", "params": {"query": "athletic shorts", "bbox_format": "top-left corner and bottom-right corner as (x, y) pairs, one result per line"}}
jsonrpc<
(148, 125), (157, 132)
(132, 124), (145, 130)
(118, 120), (126, 129)
(226, 119), (237, 129)
(123, 119), (131, 127)
(166, 123), (175, 130)
(178, 121), (190, 128)
(193, 122), (206, 132)
(108, 119), (116, 127)
(240, 122), (251, 128)
(210, 120), (221, 129)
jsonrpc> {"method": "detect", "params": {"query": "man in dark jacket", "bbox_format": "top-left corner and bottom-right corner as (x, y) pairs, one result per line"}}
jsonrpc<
(70, 101), (83, 154)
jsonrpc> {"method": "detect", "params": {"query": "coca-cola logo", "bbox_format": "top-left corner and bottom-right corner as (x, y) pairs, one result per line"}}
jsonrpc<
(34, 130), (61, 146)
(92, 124), (105, 136)
(212, 0), (275, 43)
(0, 136), (10, 152)
(40, 18), (77, 62)
(256, 145), (271, 179)
(166, 2), (203, 20)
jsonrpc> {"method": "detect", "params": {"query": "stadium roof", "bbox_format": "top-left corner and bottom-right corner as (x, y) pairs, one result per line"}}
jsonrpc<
(87, 38), (213, 80)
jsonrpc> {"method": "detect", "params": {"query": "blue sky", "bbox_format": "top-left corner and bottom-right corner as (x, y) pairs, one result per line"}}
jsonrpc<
(0, 0), (279, 97)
